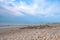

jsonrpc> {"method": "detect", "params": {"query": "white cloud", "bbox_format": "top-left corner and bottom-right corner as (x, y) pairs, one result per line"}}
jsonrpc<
(0, 0), (60, 17)
(0, 0), (3, 2)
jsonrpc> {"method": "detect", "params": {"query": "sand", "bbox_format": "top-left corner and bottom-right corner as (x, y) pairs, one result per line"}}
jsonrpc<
(0, 23), (60, 40)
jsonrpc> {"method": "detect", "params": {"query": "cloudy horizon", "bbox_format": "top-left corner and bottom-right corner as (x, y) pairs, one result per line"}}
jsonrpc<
(0, 0), (60, 24)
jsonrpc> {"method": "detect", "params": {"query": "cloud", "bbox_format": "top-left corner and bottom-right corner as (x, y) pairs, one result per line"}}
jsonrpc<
(0, 0), (60, 17)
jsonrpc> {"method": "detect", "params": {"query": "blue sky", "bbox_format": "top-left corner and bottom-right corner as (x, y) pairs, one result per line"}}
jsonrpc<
(0, 0), (60, 23)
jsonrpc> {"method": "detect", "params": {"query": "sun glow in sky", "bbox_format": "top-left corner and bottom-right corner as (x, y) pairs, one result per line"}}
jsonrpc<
(0, 0), (60, 23)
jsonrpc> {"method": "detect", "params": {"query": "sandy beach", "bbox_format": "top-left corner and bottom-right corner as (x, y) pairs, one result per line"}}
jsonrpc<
(0, 23), (60, 40)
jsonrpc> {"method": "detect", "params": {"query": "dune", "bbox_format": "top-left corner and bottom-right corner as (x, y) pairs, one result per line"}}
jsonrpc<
(0, 23), (60, 40)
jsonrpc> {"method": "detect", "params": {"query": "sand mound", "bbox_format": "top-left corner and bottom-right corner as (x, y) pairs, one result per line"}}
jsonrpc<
(0, 23), (60, 40)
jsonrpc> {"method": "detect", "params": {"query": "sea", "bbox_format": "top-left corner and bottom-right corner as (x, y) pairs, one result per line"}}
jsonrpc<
(0, 23), (46, 28)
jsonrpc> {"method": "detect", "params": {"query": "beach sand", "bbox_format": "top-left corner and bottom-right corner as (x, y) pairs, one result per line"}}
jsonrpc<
(0, 23), (60, 40)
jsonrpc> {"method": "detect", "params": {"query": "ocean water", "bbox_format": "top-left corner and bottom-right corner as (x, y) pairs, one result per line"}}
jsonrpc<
(0, 23), (45, 28)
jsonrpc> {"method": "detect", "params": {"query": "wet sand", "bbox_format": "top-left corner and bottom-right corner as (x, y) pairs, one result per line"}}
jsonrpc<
(0, 23), (60, 40)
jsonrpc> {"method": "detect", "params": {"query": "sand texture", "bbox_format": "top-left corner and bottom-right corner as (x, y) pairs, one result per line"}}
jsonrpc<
(0, 23), (60, 40)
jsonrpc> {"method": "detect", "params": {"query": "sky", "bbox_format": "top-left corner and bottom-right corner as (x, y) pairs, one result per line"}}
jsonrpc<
(0, 0), (60, 24)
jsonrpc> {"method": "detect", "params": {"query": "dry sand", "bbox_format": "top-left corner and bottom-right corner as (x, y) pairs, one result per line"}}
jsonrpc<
(0, 23), (60, 40)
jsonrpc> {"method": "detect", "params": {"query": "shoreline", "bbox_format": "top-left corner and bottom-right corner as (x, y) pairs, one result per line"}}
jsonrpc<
(0, 23), (60, 33)
(0, 23), (60, 40)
